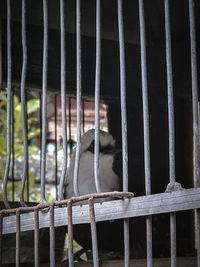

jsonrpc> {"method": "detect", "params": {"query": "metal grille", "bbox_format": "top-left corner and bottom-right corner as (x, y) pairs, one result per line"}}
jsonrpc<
(0, 0), (200, 267)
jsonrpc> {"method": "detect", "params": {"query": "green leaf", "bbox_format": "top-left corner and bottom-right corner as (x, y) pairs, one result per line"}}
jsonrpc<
(27, 99), (40, 114)
(28, 129), (40, 140)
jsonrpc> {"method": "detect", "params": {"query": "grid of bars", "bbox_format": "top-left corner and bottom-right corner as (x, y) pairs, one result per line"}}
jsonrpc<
(0, 0), (200, 267)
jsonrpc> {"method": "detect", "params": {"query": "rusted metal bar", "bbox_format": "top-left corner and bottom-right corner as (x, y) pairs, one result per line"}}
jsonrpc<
(34, 208), (39, 267)
(50, 204), (55, 267)
(20, 0), (28, 207)
(94, 0), (101, 194)
(74, 0), (82, 197)
(138, 0), (152, 266)
(41, 0), (48, 201)
(16, 209), (21, 267)
(59, 0), (68, 200)
(3, 0), (12, 210)
(89, 197), (99, 267)
(117, 0), (129, 266)
(67, 200), (74, 267)
(0, 192), (133, 215)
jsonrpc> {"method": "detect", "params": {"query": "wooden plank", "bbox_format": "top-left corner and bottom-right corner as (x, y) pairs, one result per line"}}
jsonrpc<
(3, 188), (200, 234)
(74, 257), (197, 267)
(1, 257), (197, 267)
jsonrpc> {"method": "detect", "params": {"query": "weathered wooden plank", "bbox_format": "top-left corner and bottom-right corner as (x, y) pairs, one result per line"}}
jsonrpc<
(3, 188), (200, 234)
(74, 257), (197, 267)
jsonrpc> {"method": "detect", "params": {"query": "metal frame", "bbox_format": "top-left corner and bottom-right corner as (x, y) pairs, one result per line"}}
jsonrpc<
(0, 0), (199, 266)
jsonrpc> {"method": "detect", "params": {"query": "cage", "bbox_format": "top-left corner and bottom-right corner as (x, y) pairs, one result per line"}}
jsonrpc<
(0, 0), (200, 266)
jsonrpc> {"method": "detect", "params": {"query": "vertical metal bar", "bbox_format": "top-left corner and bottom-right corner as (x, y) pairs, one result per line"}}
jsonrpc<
(0, 213), (3, 267)
(11, 89), (15, 202)
(117, 0), (128, 196)
(74, 0), (82, 197)
(165, 0), (175, 184)
(138, 1), (152, 266)
(20, 0), (28, 207)
(117, 1), (129, 266)
(34, 208), (39, 267)
(94, 0), (101, 193)
(50, 204), (55, 267)
(89, 198), (99, 267)
(0, 18), (2, 91)
(54, 95), (58, 200)
(164, 1), (177, 266)
(59, 0), (68, 200)
(189, 1), (200, 266)
(67, 200), (74, 267)
(170, 212), (176, 267)
(189, 0), (200, 187)
(3, 0), (12, 209)
(39, 92), (42, 177)
(16, 209), (21, 267)
(40, 0), (48, 201)
(68, 97), (72, 156)
(82, 99), (85, 134)
(26, 92), (29, 203)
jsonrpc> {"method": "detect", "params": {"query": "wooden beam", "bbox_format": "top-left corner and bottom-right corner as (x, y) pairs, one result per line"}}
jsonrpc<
(3, 188), (200, 235)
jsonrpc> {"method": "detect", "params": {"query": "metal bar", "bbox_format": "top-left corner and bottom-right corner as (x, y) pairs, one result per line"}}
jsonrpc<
(50, 204), (55, 267)
(3, 188), (200, 234)
(189, 0), (200, 187)
(40, 0), (48, 201)
(34, 208), (39, 267)
(170, 212), (176, 267)
(26, 91), (29, 202)
(138, 1), (152, 265)
(2, 191), (132, 215)
(117, 0), (129, 266)
(164, 0), (175, 184)
(164, 2), (177, 266)
(89, 198), (99, 267)
(0, 213), (2, 267)
(59, 0), (68, 200)
(138, 0), (151, 197)
(3, 0), (12, 209)
(20, 0), (28, 207)
(54, 95), (58, 200)
(82, 99), (85, 134)
(11, 88), (15, 202)
(16, 209), (21, 267)
(189, 1), (200, 266)
(67, 200), (74, 267)
(39, 92), (42, 178)
(0, 18), (2, 90)
(68, 97), (72, 156)
(74, 0), (82, 197)
(117, 0), (128, 193)
(94, 0), (101, 193)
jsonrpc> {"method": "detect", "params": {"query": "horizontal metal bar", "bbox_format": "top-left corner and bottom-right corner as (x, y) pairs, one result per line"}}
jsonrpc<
(3, 188), (200, 235)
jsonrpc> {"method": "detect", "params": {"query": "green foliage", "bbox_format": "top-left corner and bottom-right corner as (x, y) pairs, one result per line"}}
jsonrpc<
(0, 90), (40, 202)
